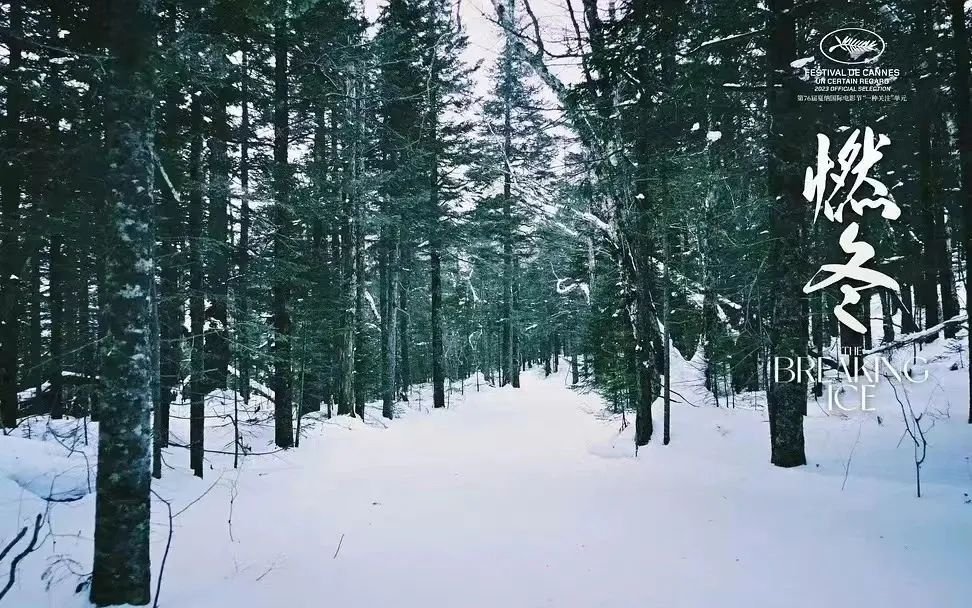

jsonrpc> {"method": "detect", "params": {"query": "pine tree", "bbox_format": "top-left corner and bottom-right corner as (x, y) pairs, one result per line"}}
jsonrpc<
(0, 0), (24, 429)
(765, 0), (807, 467)
(472, 0), (555, 390)
(90, 0), (157, 603)
(422, 0), (475, 408)
(272, 4), (294, 448)
(947, 0), (972, 423)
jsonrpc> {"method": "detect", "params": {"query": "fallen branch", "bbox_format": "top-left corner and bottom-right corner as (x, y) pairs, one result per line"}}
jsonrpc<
(685, 28), (767, 55)
(0, 513), (44, 602)
(333, 533), (345, 559)
(0, 527), (28, 567)
(867, 314), (968, 356)
(150, 490), (174, 608)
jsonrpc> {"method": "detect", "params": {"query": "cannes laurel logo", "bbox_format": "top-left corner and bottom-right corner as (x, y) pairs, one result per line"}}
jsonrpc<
(820, 28), (885, 65)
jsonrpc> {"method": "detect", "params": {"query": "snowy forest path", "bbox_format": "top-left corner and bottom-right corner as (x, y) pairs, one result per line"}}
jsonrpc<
(149, 369), (971, 608)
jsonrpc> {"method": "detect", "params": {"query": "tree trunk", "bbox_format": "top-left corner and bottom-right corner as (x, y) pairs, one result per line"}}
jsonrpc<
(948, 0), (972, 423)
(28, 245), (41, 395)
(663, 210), (671, 445)
(353, 203), (366, 418)
(272, 14), (293, 448)
(50, 227), (65, 419)
(399, 248), (411, 399)
(880, 290), (895, 344)
(158, 11), (183, 448)
(237, 44), (251, 405)
(188, 93), (205, 478)
(0, 0), (24, 429)
(932, 116), (959, 337)
(915, 3), (941, 339)
(90, 0), (156, 603)
(206, 90), (231, 390)
(429, 76), (446, 409)
(571, 346), (579, 386)
(765, 0), (807, 468)
(431, 242), (445, 408)
(900, 283), (918, 332)
(501, 131), (514, 386)
(338, 145), (356, 415)
(383, 223), (399, 419)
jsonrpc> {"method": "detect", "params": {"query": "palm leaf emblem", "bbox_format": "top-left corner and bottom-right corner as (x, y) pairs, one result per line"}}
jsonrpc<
(827, 35), (879, 60)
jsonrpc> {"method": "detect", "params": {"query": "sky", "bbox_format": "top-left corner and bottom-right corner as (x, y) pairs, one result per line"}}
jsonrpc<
(362, 0), (581, 98)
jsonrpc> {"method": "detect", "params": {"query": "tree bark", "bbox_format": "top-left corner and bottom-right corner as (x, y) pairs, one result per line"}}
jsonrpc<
(765, 0), (807, 467)
(383, 224), (399, 420)
(206, 89), (231, 390)
(399, 247), (411, 399)
(431, 241), (445, 408)
(0, 0), (24, 429)
(157, 10), (183, 449)
(237, 44), (251, 405)
(915, 3), (941, 339)
(90, 0), (157, 603)
(187, 93), (205, 478)
(272, 13), (293, 448)
(663, 209), (671, 445)
(49, 168), (66, 419)
(948, 0), (972, 423)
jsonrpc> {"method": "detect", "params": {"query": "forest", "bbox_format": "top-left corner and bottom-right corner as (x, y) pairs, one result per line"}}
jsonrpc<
(0, 0), (971, 606)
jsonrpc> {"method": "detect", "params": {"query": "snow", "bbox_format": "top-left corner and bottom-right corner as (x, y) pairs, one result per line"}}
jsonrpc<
(0, 428), (92, 503)
(2, 341), (971, 607)
(555, 277), (591, 303)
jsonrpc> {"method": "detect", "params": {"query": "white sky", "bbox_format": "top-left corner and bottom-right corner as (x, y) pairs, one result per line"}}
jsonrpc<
(362, 0), (581, 98)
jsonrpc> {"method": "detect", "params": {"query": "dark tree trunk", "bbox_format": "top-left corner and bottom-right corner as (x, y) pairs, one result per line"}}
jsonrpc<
(336, 99), (355, 412)
(662, 210), (671, 445)
(932, 117), (959, 336)
(880, 290), (895, 345)
(0, 0), (24, 429)
(237, 44), (251, 405)
(571, 347), (579, 386)
(28, 246), (41, 395)
(77, 222), (93, 411)
(429, 92), (445, 409)
(188, 93), (205, 478)
(47, 64), (66, 419)
(628, 0), (678, 447)
(431, 243), (445, 409)
(915, 3), (941, 339)
(811, 293), (825, 397)
(948, 0), (972, 423)
(633, 285), (656, 446)
(272, 14), (293, 448)
(337, 205), (355, 416)
(353, 203), (366, 418)
(158, 11), (183, 449)
(511, 257), (521, 388)
(900, 284), (918, 332)
(501, 151), (514, 387)
(90, 0), (157, 603)
(383, 224), (399, 419)
(92, 192), (109, 423)
(49, 170), (66, 420)
(399, 248), (411, 399)
(206, 91), (231, 390)
(765, 0), (807, 468)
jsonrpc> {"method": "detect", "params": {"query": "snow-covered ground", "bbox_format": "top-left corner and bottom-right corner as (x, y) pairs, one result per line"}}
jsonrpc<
(1, 342), (971, 607)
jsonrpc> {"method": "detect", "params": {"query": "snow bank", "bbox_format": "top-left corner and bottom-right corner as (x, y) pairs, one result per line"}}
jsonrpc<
(0, 356), (969, 608)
